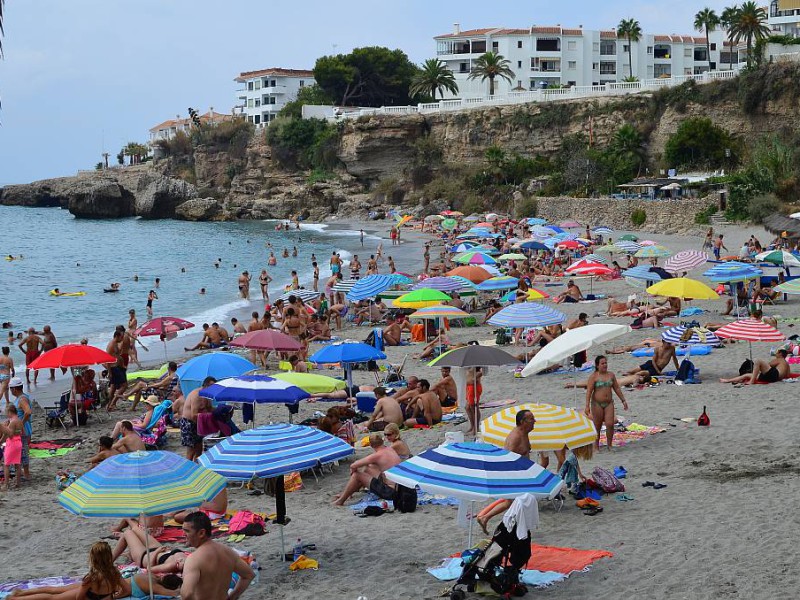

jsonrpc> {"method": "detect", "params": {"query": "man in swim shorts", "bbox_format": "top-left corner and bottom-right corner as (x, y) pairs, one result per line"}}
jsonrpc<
(465, 367), (483, 436)
(627, 341), (679, 378)
(18, 328), (43, 384)
(720, 349), (790, 384)
(431, 367), (458, 407)
(403, 379), (442, 427)
(180, 376), (215, 461)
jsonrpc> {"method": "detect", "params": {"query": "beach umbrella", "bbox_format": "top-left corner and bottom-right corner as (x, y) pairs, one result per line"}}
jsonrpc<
(477, 264), (503, 277)
(450, 242), (477, 253)
(614, 240), (642, 253)
(271, 372), (347, 394)
(447, 265), (492, 283)
(475, 222), (495, 228)
(557, 240), (582, 250)
(618, 234), (639, 241)
(521, 324), (631, 377)
(622, 265), (664, 283)
(566, 258), (602, 271)
(454, 251), (498, 265)
(596, 243), (620, 254)
(517, 240), (549, 251)
(635, 245), (671, 259)
(428, 345), (520, 369)
(228, 330), (301, 352)
(347, 274), (401, 301)
(331, 279), (358, 293)
(593, 226), (613, 235)
(28, 344), (115, 370)
(526, 217), (548, 225)
(583, 253), (609, 264)
(441, 218), (458, 230)
(476, 276), (520, 291)
(531, 226), (555, 237)
(385, 442), (562, 501)
(200, 375), (310, 405)
(756, 250), (800, 268)
(412, 276), (468, 292)
(714, 319), (785, 361)
(500, 288), (549, 302)
(394, 288), (451, 308)
(480, 403), (597, 451)
(475, 245), (501, 256)
(448, 275), (479, 289)
(309, 341), (386, 390)
(498, 253), (526, 261)
(135, 316), (195, 360)
(456, 232), (482, 240)
(664, 250), (709, 273)
(661, 325), (720, 348)
(487, 303), (565, 328)
(559, 220), (582, 229)
(275, 289), (320, 303)
(176, 352), (256, 396)
(424, 214), (445, 222)
(409, 306), (470, 319)
(646, 278), (719, 300)
(464, 215), (481, 222)
(639, 240), (657, 246)
(703, 262), (762, 283)
(544, 225), (565, 234)
(199, 423), (355, 547)
(60, 450), (226, 598)
(774, 279), (800, 295)
(441, 210), (463, 217)
(566, 263), (614, 277)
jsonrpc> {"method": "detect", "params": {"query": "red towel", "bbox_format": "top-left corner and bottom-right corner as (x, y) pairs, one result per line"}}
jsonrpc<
(525, 543), (613, 574)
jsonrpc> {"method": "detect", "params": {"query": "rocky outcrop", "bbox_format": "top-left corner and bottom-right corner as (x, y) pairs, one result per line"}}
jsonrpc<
(337, 116), (427, 179)
(175, 197), (224, 221)
(67, 178), (135, 218)
(0, 178), (73, 208)
(135, 174), (197, 219)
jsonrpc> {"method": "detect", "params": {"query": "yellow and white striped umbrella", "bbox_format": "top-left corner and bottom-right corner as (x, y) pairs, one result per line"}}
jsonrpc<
(480, 403), (597, 451)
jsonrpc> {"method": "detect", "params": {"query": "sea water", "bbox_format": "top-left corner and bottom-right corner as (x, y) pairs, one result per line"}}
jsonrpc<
(0, 205), (372, 345)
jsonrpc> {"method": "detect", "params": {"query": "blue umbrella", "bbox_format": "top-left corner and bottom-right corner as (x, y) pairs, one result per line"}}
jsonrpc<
(518, 240), (549, 251)
(531, 226), (555, 237)
(310, 341), (386, 390)
(544, 225), (565, 234)
(413, 276), (467, 292)
(176, 352), (256, 396)
(661, 325), (720, 346)
(526, 218), (548, 226)
(623, 265), (664, 282)
(450, 243), (477, 253)
(703, 262), (762, 283)
(199, 375), (310, 405)
(476, 276), (520, 291)
(487, 303), (566, 328)
(347, 274), (401, 301)
(385, 442), (563, 501)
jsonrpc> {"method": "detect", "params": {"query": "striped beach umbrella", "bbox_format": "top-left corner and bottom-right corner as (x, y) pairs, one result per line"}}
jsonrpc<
(714, 319), (784, 342)
(199, 375), (310, 405)
(59, 451), (226, 517)
(487, 303), (565, 328)
(531, 225), (555, 237)
(775, 279), (800, 295)
(454, 251), (498, 265)
(394, 288), (451, 308)
(635, 245), (671, 259)
(755, 250), (800, 268)
(664, 250), (709, 273)
(500, 288), (549, 302)
(661, 325), (721, 346)
(615, 240), (642, 254)
(450, 242), (477, 253)
(476, 245), (501, 256)
(544, 225), (565, 234)
(583, 253), (609, 264)
(409, 305), (470, 319)
(346, 274), (399, 301)
(622, 265), (663, 282)
(463, 215), (481, 222)
(331, 279), (358, 293)
(596, 243), (620, 254)
(703, 262), (762, 283)
(593, 226), (613, 235)
(384, 442), (563, 501)
(413, 276), (466, 292)
(480, 403), (597, 451)
(199, 424), (354, 480)
(476, 276), (520, 291)
(447, 275), (478, 289)
(275, 288), (320, 303)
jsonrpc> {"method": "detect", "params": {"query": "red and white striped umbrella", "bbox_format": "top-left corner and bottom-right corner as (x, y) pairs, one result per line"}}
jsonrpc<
(567, 264), (615, 276)
(714, 319), (785, 342)
(664, 250), (709, 273)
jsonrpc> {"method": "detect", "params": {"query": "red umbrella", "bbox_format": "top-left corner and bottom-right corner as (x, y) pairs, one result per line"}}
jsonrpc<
(229, 330), (301, 352)
(135, 316), (195, 337)
(28, 344), (116, 370)
(566, 258), (603, 273)
(715, 319), (785, 361)
(557, 240), (582, 249)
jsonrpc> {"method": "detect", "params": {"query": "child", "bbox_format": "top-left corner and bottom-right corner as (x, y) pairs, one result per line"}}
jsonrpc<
(0, 403), (23, 490)
(87, 436), (117, 468)
(558, 443), (593, 493)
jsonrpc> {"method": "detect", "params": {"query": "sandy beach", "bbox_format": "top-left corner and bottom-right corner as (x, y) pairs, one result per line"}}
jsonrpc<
(2, 220), (799, 600)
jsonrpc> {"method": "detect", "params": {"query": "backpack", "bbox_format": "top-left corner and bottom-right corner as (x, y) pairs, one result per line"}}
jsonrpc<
(393, 484), (418, 513)
(229, 510), (266, 536)
(675, 359), (696, 383)
(591, 467), (625, 493)
(494, 328), (509, 346)
(739, 359), (754, 375)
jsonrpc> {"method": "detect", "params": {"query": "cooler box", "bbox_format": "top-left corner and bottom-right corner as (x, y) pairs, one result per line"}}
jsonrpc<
(356, 392), (377, 413)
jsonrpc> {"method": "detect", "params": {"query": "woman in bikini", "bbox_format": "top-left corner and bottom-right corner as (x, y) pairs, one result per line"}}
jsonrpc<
(585, 355), (628, 451)
(111, 523), (186, 574)
(259, 269), (273, 302)
(11, 542), (124, 600)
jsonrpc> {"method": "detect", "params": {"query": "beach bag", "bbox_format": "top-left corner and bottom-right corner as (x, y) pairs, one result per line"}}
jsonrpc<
(697, 406), (710, 427)
(591, 467), (625, 493)
(393, 484), (418, 513)
(411, 324), (425, 342)
(494, 328), (509, 346)
(675, 359), (696, 383)
(739, 359), (754, 375)
(229, 511), (266, 536)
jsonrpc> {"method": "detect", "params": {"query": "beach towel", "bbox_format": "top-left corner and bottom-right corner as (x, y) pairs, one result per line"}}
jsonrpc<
(0, 577), (81, 594)
(479, 398), (517, 409)
(752, 372), (800, 384)
(525, 543), (613, 573)
(679, 307), (705, 317)
(30, 439), (82, 450)
(599, 424), (665, 447)
(349, 490), (459, 512)
(542, 364), (594, 375)
(632, 345), (712, 357)
(30, 447), (76, 459)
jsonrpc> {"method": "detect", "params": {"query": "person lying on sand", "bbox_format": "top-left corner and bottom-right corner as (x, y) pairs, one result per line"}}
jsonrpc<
(607, 339), (662, 354)
(111, 522), (187, 574)
(720, 349), (790, 385)
(565, 372), (649, 388)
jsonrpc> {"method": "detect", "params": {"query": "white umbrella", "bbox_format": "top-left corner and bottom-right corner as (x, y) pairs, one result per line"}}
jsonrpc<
(521, 324), (631, 377)
(790, 212), (800, 219)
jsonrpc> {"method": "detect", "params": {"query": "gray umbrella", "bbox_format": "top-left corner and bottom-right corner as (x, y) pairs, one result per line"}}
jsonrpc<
(428, 345), (520, 368)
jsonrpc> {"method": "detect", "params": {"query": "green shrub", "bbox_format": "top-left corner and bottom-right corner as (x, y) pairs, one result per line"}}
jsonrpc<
(154, 131), (193, 158)
(461, 195), (485, 215)
(265, 117), (340, 170)
(307, 168), (334, 184)
(747, 193), (780, 224)
(664, 117), (736, 169)
(515, 197), (537, 218)
(631, 208), (647, 226)
(694, 204), (718, 224)
(413, 136), (443, 167)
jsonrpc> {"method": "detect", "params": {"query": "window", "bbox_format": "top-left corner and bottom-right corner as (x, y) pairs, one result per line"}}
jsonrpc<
(710, 43), (717, 51)
(492, 41), (499, 50)
(568, 61), (577, 70)
(694, 47), (708, 61)
(654, 64), (671, 77)
(647, 46), (653, 54)
(536, 38), (560, 52)
(600, 41), (616, 55)
(593, 42), (599, 51)
(568, 41), (576, 50)
(459, 62), (469, 73)
(262, 78), (269, 87)
(299, 80), (305, 87)
(518, 60), (522, 68)
(684, 47), (693, 57)
(592, 62), (599, 70)
(654, 45), (670, 59)
(270, 97), (277, 105)
(517, 40), (523, 48)
(567, 80), (576, 86)
(623, 44), (630, 52)
(599, 61), (616, 74)
(254, 115), (261, 124)
(271, 80), (277, 87)
(248, 82), (254, 91)
(255, 80), (261, 89)
(247, 99), (254, 108)
(255, 99), (261, 107)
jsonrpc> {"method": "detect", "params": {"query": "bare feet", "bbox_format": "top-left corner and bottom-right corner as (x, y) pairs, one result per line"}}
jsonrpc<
(477, 515), (489, 535)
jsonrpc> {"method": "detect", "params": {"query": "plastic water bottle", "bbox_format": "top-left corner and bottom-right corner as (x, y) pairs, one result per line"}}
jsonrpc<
(250, 558), (260, 584)
(293, 538), (303, 561)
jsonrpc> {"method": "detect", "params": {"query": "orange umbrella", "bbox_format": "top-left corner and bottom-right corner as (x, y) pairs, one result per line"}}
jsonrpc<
(446, 265), (492, 284)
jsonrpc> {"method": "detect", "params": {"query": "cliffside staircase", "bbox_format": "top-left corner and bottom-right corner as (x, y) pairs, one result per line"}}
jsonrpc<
(710, 211), (731, 227)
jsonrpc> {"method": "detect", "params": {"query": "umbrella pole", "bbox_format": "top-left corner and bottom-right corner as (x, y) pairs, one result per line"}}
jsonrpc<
(274, 475), (288, 560)
(142, 513), (155, 600)
(71, 367), (81, 428)
(163, 339), (168, 362)
(467, 500), (475, 547)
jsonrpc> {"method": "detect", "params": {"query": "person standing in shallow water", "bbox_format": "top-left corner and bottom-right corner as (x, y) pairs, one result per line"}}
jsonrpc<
(238, 271), (251, 300)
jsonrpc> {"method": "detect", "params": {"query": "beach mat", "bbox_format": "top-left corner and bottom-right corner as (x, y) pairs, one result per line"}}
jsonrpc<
(350, 490), (460, 512)
(30, 448), (77, 459)
(526, 543), (613, 573)
(599, 423), (666, 447)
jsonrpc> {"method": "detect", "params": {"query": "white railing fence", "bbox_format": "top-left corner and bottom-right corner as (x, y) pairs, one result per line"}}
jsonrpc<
(329, 69), (739, 121)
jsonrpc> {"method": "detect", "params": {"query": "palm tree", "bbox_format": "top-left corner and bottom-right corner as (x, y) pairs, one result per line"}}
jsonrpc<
(617, 19), (643, 80)
(694, 8), (720, 71)
(729, 1), (770, 68)
(409, 59), (459, 101)
(0, 0), (5, 58)
(613, 123), (645, 174)
(467, 52), (515, 96)
(720, 5), (741, 71)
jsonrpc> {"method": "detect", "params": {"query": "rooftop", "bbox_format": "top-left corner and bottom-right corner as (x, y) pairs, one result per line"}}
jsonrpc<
(149, 111), (235, 133)
(235, 67), (315, 82)
(437, 25), (711, 43)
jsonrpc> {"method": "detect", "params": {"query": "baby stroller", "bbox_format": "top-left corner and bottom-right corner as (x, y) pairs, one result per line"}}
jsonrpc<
(449, 520), (531, 599)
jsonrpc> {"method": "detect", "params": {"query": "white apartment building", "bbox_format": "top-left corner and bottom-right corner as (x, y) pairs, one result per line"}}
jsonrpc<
(149, 109), (234, 144)
(770, 0), (800, 36)
(234, 68), (315, 127)
(434, 24), (743, 97)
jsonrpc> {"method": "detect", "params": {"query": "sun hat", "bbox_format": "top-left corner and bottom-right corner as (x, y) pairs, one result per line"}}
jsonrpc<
(9, 377), (24, 388)
(142, 395), (160, 407)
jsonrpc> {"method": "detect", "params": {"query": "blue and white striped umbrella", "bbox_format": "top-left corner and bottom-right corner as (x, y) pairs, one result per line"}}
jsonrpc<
(450, 243), (477, 253)
(622, 265), (664, 282)
(198, 424), (355, 480)
(544, 225), (565, 234)
(199, 375), (310, 405)
(332, 279), (358, 293)
(413, 276), (467, 292)
(526, 217), (548, 226)
(703, 262), (762, 283)
(476, 276), (520, 291)
(385, 442), (563, 501)
(479, 265), (503, 277)
(487, 303), (566, 328)
(448, 275), (479, 289)
(531, 225), (555, 237)
(661, 325), (720, 346)
(615, 240), (642, 253)
(593, 226), (613, 235)
(583, 253), (609, 264)
(347, 274), (401, 301)
(517, 240), (549, 251)
(276, 289), (321, 303)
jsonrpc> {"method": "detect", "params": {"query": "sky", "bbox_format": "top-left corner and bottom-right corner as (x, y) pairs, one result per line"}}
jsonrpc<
(0, 0), (732, 185)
